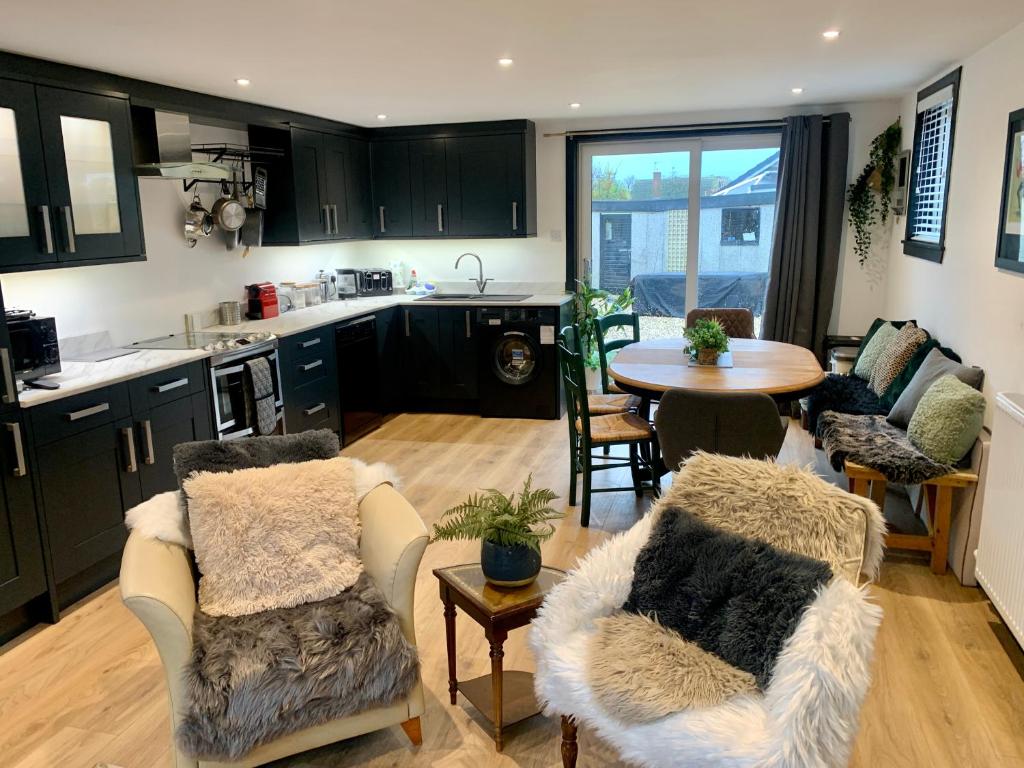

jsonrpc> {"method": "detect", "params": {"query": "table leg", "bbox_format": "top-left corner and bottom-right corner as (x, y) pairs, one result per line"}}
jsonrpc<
(442, 590), (457, 705)
(489, 631), (507, 751)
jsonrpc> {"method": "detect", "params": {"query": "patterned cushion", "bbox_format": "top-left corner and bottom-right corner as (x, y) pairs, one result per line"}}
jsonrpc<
(853, 323), (898, 379)
(868, 322), (927, 395)
(589, 392), (642, 415)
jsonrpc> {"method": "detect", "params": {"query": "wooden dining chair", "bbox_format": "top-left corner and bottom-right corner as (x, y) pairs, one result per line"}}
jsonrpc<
(685, 307), (756, 339)
(595, 313), (641, 394)
(558, 326), (657, 527)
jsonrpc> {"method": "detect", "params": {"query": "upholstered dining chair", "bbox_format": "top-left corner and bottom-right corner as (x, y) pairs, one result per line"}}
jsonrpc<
(654, 388), (788, 471)
(685, 307), (755, 339)
(530, 452), (886, 768)
(120, 482), (429, 768)
(595, 312), (641, 394)
(559, 325), (657, 527)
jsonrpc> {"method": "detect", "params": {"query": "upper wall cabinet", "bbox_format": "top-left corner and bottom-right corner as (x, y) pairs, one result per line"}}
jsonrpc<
(0, 78), (144, 272)
(371, 120), (537, 239)
(249, 125), (371, 245)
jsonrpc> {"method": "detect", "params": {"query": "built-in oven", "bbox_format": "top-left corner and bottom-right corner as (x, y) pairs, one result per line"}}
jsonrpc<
(208, 339), (285, 440)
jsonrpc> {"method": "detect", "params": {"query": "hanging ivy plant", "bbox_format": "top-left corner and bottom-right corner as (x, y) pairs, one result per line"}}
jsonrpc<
(847, 120), (902, 265)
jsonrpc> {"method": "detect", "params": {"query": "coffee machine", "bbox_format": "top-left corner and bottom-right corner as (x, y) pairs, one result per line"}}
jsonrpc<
(245, 283), (280, 320)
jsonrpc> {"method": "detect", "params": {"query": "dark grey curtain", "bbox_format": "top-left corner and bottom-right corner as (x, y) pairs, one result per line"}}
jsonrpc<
(761, 113), (850, 362)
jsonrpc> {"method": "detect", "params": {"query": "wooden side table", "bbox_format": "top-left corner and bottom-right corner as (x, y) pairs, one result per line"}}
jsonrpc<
(434, 563), (566, 751)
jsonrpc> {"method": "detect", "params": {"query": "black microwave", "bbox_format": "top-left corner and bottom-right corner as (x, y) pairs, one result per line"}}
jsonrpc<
(7, 315), (60, 382)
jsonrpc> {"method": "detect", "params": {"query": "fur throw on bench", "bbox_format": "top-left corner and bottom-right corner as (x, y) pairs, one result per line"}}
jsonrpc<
(805, 373), (888, 435)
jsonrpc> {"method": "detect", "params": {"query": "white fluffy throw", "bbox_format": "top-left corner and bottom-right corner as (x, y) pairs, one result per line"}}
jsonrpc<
(124, 458), (399, 549)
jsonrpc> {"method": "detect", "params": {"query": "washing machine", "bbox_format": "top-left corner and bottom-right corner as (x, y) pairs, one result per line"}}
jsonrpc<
(477, 306), (564, 419)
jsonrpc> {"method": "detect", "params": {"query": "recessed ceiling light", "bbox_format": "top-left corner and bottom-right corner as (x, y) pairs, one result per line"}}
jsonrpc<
(376, 114), (388, 121)
(569, 102), (581, 109)
(791, 87), (804, 95)
(497, 57), (514, 68)
(235, 78), (251, 86)
(822, 29), (841, 40)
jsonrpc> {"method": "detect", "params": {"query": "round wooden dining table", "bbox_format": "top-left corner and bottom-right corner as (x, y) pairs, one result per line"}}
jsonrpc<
(608, 337), (825, 399)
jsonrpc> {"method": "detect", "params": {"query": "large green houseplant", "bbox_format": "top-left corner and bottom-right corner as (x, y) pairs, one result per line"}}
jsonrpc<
(431, 476), (563, 587)
(573, 279), (634, 370)
(847, 120), (902, 265)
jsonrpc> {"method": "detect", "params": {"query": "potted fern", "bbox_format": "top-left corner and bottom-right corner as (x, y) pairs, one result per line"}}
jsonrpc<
(431, 476), (563, 587)
(684, 317), (730, 365)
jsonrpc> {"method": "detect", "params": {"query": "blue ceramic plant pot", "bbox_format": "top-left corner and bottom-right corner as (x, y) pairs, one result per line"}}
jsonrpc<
(481, 539), (542, 588)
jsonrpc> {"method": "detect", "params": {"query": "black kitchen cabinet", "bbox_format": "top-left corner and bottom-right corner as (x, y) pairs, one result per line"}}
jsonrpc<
(0, 79), (144, 271)
(401, 307), (478, 407)
(290, 126), (332, 242)
(445, 134), (526, 237)
(409, 139), (448, 236)
(403, 307), (443, 400)
(370, 141), (412, 237)
(346, 137), (373, 238)
(133, 391), (212, 500)
(279, 324), (340, 434)
(375, 306), (403, 412)
(439, 308), (478, 399)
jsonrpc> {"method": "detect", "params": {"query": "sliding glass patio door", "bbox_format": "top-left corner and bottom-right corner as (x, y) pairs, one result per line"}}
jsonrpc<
(578, 132), (781, 338)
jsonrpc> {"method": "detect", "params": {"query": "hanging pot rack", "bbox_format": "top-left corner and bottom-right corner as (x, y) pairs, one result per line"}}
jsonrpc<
(180, 143), (283, 193)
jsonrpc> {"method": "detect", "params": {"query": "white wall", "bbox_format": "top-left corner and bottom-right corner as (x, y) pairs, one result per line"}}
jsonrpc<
(882, 22), (1024, 426)
(2, 100), (898, 346)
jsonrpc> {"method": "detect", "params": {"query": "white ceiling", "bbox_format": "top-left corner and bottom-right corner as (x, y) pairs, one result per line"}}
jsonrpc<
(2, 1), (1022, 126)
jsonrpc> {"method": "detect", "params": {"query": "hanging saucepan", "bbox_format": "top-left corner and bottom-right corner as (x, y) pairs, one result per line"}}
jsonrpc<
(184, 190), (214, 246)
(211, 177), (246, 232)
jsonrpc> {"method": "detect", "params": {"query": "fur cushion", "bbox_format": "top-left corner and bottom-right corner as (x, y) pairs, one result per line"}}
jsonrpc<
(588, 612), (757, 723)
(804, 373), (887, 435)
(178, 573), (419, 761)
(624, 506), (833, 689)
(868, 322), (928, 395)
(907, 375), (986, 465)
(185, 456), (360, 617)
(663, 452), (885, 582)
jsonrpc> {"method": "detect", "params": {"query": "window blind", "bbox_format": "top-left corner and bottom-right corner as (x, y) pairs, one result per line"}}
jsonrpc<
(910, 96), (954, 243)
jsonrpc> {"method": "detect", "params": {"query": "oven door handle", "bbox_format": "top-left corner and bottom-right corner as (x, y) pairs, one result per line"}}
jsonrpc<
(213, 363), (245, 378)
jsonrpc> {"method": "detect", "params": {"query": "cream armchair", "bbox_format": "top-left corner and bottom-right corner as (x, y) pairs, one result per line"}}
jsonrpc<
(120, 483), (429, 768)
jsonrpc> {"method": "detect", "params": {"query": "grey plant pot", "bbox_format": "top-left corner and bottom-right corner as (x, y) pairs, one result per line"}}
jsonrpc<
(481, 539), (542, 588)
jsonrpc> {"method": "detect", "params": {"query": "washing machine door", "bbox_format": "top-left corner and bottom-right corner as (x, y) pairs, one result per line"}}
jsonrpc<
(492, 331), (539, 386)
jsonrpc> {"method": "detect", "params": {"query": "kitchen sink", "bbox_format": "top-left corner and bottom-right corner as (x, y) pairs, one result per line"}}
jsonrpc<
(414, 294), (531, 302)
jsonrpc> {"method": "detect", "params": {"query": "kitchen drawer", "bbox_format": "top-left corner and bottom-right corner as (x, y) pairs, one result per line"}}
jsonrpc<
(30, 384), (131, 446)
(284, 325), (333, 358)
(128, 361), (206, 413)
(289, 351), (330, 387)
(286, 378), (338, 434)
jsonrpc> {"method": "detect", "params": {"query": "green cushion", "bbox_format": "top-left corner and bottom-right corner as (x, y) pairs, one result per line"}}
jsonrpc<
(907, 375), (986, 465)
(850, 318), (915, 373)
(853, 323), (898, 379)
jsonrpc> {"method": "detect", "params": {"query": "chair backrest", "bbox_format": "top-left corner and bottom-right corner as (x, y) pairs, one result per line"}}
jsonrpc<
(654, 388), (786, 471)
(557, 325), (591, 440)
(595, 312), (640, 393)
(685, 307), (755, 339)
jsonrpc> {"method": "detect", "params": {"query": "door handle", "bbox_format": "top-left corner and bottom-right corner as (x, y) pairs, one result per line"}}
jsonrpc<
(121, 426), (138, 473)
(436, 204), (444, 232)
(404, 310), (410, 337)
(0, 349), (16, 405)
(141, 419), (155, 465)
(61, 206), (76, 253)
(322, 205), (331, 234)
(303, 403), (326, 416)
(512, 201), (518, 231)
(152, 377), (188, 393)
(5, 422), (27, 477)
(299, 359), (323, 372)
(38, 205), (54, 254)
(299, 337), (321, 349)
(65, 402), (110, 422)
(378, 205), (386, 233)
(465, 310), (471, 339)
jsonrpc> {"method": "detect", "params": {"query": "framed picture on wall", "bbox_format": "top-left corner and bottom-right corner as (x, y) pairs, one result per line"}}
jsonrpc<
(995, 107), (1024, 274)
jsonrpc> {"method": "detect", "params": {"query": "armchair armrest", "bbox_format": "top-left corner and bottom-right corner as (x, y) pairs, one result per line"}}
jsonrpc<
(358, 484), (429, 646)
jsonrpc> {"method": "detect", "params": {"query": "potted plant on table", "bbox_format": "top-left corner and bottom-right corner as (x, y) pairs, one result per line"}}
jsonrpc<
(685, 317), (730, 366)
(431, 476), (563, 588)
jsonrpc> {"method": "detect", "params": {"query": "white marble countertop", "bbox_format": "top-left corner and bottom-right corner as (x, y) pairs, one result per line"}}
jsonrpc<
(18, 292), (571, 408)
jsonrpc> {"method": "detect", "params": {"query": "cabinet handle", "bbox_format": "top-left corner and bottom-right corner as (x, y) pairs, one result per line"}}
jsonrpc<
(465, 310), (471, 339)
(152, 377), (188, 393)
(0, 349), (16, 405)
(436, 204), (444, 232)
(378, 205), (386, 233)
(330, 204), (339, 235)
(61, 206), (76, 253)
(38, 205), (54, 254)
(65, 402), (110, 422)
(404, 310), (410, 337)
(323, 205), (331, 234)
(303, 403), (326, 416)
(512, 201), (518, 231)
(299, 359), (323, 372)
(141, 419), (155, 465)
(299, 337), (321, 349)
(5, 422), (27, 477)
(122, 426), (138, 473)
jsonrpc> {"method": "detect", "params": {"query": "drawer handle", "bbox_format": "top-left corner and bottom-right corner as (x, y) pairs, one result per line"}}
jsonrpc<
(152, 377), (188, 394)
(303, 403), (326, 416)
(66, 402), (110, 422)
(121, 426), (138, 473)
(141, 419), (155, 465)
(5, 422), (27, 477)
(299, 359), (323, 372)
(299, 337), (321, 349)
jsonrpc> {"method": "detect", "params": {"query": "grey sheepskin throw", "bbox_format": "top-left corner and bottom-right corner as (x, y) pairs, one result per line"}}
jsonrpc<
(587, 612), (757, 723)
(624, 506), (832, 689)
(804, 373), (887, 435)
(185, 456), (360, 617)
(173, 429), (339, 487)
(178, 573), (419, 761)
(818, 411), (956, 485)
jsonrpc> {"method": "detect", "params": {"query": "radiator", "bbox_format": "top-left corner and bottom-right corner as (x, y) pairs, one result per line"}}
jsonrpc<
(975, 393), (1024, 648)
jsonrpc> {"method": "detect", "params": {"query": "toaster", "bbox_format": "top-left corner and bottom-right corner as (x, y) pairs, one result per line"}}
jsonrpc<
(356, 268), (393, 297)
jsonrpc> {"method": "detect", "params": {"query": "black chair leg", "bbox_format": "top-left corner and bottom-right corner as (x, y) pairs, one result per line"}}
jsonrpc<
(581, 452), (592, 527)
(568, 443), (578, 507)
(629, 443), (643, 497)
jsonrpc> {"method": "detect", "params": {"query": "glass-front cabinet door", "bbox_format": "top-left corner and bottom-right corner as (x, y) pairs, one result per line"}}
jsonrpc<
(0, 78), (55, 269)
(35, 86), (142, 262)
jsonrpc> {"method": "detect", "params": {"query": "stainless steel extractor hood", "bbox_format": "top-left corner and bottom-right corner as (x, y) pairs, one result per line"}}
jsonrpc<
(133, 109), (233, 180)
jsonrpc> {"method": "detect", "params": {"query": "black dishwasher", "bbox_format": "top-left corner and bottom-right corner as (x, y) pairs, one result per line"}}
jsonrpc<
(336, 316), (383, 445)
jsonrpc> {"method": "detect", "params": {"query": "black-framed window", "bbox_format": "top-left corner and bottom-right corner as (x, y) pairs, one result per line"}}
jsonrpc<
(721, 207), (760, 245)
(904, 67), (961, 262)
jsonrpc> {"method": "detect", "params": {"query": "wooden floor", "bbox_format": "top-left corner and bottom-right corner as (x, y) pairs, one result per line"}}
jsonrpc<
(2, 413), (1023, 767)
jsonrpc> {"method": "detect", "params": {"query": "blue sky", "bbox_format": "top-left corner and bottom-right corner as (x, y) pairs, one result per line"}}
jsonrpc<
(593, 148), (777, 183)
